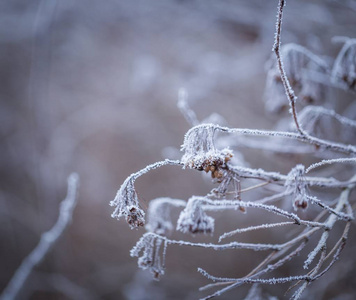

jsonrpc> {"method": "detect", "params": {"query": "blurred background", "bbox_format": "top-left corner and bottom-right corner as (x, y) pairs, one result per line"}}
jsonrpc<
(0, 0), (355, 299)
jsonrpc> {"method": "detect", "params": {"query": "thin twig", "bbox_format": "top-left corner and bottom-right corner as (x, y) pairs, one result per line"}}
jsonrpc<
(306, 158), (356, 173)
(273, 0), (304, 135)
(219, 221), (295, 242)
(0, 173), (80, 300)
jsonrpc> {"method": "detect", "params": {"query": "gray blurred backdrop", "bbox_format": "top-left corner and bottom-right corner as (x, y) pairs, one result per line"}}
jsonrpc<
(1, 1), (356, 299)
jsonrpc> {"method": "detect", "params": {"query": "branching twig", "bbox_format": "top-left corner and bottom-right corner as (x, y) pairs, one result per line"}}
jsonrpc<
(273, 0), (304, 135)
(0, 173), (80, 300)
(111, 0), (356, 299)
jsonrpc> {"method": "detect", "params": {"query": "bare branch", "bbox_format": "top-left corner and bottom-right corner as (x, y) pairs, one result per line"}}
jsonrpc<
(0, 173), (80, 300)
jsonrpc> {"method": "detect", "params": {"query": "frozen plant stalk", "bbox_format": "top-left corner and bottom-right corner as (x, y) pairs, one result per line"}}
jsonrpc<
(110, 0), (356, 299)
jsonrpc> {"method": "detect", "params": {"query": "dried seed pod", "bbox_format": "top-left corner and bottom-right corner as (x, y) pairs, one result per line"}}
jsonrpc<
(295, 199), (308, 209)
(239, 206), (246, 213)
(224, 155), (231, 163)
(214, 170), (223, 179)
(127, 207), (145, 228)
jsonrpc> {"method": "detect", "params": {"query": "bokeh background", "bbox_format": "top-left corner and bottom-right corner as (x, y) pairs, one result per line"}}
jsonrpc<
(1, 0), (356, 299)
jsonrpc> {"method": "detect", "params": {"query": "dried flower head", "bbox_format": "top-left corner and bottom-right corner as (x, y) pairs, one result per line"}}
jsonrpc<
(332, 39), (356, 91)
(110, 176), (145, 229)
(176, 196), (214, 234)
(181, 124), (233, 178)
(265, 43), (328, 113)
(145, 198), (186, 235)
(110, 160), (182, 229)
(285, 165), (308, 210)
(130, 233), (167, 280)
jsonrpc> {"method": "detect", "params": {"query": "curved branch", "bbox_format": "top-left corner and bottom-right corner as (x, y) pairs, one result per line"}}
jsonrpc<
(0, 173), (80, 300)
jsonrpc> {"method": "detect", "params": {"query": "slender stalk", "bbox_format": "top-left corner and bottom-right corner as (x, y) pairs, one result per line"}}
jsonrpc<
(0, 174), (79, 300)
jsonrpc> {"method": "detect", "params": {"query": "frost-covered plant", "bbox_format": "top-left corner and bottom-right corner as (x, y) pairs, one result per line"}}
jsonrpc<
(145, 198), (185, 235)
(176, 196), (215, 234)
(285, 165), (308, 210)
(110, 0), (356, 299)
(130, 233), (168, 280)
(265, 43), (329, 113)
(331, 37), (356, 91)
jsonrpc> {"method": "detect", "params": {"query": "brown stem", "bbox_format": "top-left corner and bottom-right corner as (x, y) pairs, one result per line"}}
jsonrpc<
(273, 0), (304, 135)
